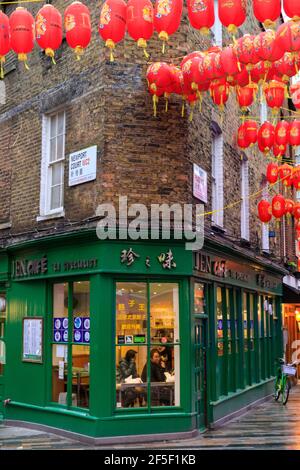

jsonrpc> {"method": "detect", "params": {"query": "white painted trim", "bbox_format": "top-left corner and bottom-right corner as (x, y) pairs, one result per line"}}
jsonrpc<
(241, 160), (249, 241)
(36, 210), (65, 222)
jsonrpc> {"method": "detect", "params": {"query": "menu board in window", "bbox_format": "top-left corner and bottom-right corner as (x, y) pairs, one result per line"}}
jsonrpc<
(22, 317), (43, 363)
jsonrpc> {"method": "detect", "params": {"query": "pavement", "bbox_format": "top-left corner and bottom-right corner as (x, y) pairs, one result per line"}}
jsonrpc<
(2, 385), (300, 450)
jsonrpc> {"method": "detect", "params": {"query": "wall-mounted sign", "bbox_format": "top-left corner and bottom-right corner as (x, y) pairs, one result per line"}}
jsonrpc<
(53, 317), (68, 343)
(13, 256), (98, 279)
(69, 145), (97, 187)
(73, 317), (90, 344)
(22, 317), (43, 363)
(193, 164), (207, 203)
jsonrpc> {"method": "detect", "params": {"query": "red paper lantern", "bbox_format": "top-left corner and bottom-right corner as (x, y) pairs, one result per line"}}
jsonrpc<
(218, 0), (246, 36)
(272, 194), (286, 219)
(250, 61), (267, 84)
(253, 0), (281, 29)
(285, 199), (295, 215)
(237, 122), (249, 149)
(290, 83), (300, 109)
(0, 11), (10, 79)
(99, 0), (126, 61)
(154, 0), (183, 53)
(235, 34), (260, 70)
(276, 21), (300, 54)
(181, 52), (209, 98)
(273, 52), (297, 83)
(65, 1), (91, 59)
(187, 0), (214, 35)
(254, 30), (284, 68)
(258, 200), (272, 223)
(127, 0), (154, 58)
(244, 119), (258, 145)
(289, 120), (300, 147)
(230, 66), (249, 87)
(236, 84), (257, 111)
(147, 62), (172, 116)
(35, 5), (62, 63)
(275, 120), (290, 149)
(263, 80), (285, 113)
(210, 78), (230, 109)
(266, 163), (279, 184)
(279, 163), (293, 186)
(293, 166), (300, 190)
(10, 7), (35, 67)
(220, 46), (241, 82)
(273, 141), (287, 158)
(293, 203), (300, 220)
(283, 0), (300, 21)
(258, 121), (275, 154)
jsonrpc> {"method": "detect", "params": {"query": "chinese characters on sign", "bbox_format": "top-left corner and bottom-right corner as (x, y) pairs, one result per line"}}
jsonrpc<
(120, 248), (177, 270)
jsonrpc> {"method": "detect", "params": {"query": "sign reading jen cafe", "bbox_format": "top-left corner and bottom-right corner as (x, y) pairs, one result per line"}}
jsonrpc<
(69, 145), (97, 187)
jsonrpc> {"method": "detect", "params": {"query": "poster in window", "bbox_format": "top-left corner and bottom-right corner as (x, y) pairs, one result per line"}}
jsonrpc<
(22, 317), (43, 363)
(193, 163), (207, 203)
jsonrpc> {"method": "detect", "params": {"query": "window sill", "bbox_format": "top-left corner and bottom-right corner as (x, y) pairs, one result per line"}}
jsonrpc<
(0, 221), (12, 230)
(37, 211), (65, 222)
(211, 224), (226, 234)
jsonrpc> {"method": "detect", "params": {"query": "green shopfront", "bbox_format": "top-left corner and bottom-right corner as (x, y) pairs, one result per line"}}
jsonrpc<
(0, 232), (284, 442)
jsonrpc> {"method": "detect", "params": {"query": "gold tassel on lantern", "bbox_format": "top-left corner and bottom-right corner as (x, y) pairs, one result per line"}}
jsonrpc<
(105, 39), (116, 62)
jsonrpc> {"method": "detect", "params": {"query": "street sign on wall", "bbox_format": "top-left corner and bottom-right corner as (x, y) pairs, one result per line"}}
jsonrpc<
(69, 145), (97, 187)
(193, 163), (207, 203)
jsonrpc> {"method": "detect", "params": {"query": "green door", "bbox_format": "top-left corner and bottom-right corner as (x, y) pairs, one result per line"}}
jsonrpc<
(0, 293), (6, 418)
(194, 316), (208, 428)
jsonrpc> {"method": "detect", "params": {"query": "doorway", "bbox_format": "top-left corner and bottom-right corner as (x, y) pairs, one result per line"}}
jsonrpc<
(0, 292), (6, 418)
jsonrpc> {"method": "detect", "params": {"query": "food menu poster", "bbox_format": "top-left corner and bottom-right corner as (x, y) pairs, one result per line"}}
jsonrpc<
(22, 317), (43, 363)
(53, 317), (90, 344)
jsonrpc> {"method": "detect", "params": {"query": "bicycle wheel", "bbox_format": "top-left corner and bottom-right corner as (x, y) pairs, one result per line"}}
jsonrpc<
(282, 378), (291, 405)
(274, 378), (281, 401)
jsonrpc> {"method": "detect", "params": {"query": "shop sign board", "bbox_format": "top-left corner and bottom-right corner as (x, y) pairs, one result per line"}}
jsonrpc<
(193, 164), (207, 203)
(69, 145), (97, 187)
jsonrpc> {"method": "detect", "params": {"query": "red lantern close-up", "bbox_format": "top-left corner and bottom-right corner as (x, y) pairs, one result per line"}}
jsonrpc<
(272, 194), (286, 219)
(127, 0), (154, 58)
(218, 0), (246, 36)
(285, 199), (295, 216)
(253, 0), (281, 29)
(235, 34), (260, 70)
(181, 52), (209, 98)
(275, 120), (290, 150)
(0, 11), (11, 78)
(236, 84), (257, 111)
(293, 202), (300, 220)
(273, 52), (297, 84)
(279, 163), (293, 186)
(220, 46), (241, 82)
(254, 30), (284, 69)
(263, 80), (285, 114)
(187, 0), (214, 36)
(99, 0), (126, 61)
(258, 200), (272, 223)
(65, 1), (91, 59)
(237, 122), (249, 149)
(258, 121), (275, 154)
(289, 120), (300, 147)
(283, 0), (300, 21)
(290, 83), (300, 110)
(154, 0), (183, 53)
(273, 141), (287, 158)
(266, 163), (279, 184)
(210, 78), (230, 110)
(276, 21), (300, 54)
(293, 166), (300, 190)
(35, 4), (62, 63)
(244, 119), (258, 145)
(10, 7), (35, 68)
(250, 61), (267, 84)
(147, 62), (172, 116)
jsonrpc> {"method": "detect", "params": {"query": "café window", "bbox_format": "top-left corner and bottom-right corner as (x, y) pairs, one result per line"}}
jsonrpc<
(115, 282), (180, 409)
(216, 287), (223, 356)
(52, 281), (90, 409)
(194, 283), (205, 315)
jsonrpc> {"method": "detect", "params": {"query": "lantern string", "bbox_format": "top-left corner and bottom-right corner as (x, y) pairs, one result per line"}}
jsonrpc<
(0, 0), (43, 4)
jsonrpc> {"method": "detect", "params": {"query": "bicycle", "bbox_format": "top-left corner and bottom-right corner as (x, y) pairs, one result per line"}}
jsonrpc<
(274, 358), (297, 405)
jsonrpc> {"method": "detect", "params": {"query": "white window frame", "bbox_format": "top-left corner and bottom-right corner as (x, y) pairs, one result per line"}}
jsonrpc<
(262, 186), (270, 252)
(38, 111), (66, 220)
(241, 159), (249, 241)
(211, 0), (223, 47)
(212, 133), (224, 228)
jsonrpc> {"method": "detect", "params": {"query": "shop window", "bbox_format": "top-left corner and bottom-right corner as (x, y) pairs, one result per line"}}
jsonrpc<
(243, 293), (248, 351)
(115, 282), (179, 410)
(249, 294), (255, 351)
(194, 283), (205, 315)
(52, 281), (90, 409)
(216, 287), (223, 356)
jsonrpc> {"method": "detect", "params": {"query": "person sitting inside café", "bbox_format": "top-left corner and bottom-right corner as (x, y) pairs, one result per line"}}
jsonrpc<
(117, 349), (142, 407)
(141, 348), (171, 406)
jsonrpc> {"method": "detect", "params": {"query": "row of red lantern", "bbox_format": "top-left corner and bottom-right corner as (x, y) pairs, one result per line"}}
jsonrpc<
(258, 196), (300, 223)
(266, 162), (300, 189)
(237, 120), (300, 156)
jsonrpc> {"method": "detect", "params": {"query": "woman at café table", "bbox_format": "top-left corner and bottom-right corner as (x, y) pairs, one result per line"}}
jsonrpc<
(141, 349), (171, 406)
